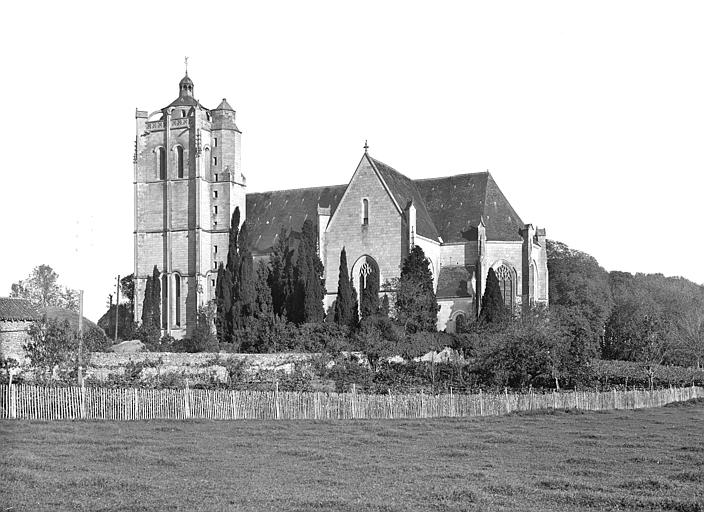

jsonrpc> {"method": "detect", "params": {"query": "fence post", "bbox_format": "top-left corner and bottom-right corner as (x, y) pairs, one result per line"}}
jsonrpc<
(450, 387), (454, 417)
(80, 381), (86, 420)
(184, 380), (191, 419)
(504, 388), (510, 414)
(9, 374), (16, 420)
(275, 381), (280, 420)
(479, 389), (483, 416)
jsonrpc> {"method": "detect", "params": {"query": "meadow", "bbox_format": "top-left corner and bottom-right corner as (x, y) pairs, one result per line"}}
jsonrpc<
(1, 400), (703, 512)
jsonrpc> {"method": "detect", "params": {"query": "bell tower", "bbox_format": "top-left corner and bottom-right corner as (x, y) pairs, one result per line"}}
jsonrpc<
(133, 70), (245, 338)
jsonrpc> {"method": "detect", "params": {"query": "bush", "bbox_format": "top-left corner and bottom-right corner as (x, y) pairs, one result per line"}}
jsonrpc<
(592, 359), (704, 388)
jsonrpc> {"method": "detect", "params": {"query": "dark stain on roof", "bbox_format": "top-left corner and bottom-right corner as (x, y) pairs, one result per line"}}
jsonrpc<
(0, 298), (41, 321)
(436, 265), (476, 299)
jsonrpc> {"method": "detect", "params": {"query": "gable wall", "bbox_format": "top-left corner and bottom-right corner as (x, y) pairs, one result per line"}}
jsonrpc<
(323, 159), (403, 310)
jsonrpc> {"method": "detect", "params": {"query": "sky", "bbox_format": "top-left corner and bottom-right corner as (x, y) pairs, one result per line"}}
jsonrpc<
(1, 1), (703, 322)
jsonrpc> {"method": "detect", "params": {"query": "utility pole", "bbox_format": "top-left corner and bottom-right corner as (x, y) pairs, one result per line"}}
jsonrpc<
(78, 290), (84, 386)
(114, 275), (120, 343)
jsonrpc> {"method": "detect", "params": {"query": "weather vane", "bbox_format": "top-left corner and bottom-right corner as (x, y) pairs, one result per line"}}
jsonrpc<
(185, 56), (189, 75)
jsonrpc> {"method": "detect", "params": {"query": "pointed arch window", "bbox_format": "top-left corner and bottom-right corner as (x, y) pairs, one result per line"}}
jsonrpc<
(495, 265), (514, 308)
(176, 146), (184, 178)
(174, 274), (181, 327)
(157, 147), (166, 180)
(161, 274), (168, 329)
(362, 198), (369, 226)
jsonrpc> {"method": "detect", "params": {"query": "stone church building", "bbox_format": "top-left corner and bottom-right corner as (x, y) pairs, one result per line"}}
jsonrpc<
(134, 74), (548, 338)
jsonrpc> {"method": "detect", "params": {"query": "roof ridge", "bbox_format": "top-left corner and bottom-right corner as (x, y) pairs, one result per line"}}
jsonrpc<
(414, 170), (491, 182)
(248, 183), (347, 196)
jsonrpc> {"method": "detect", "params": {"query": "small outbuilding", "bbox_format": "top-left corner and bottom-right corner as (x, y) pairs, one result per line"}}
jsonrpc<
(0, 297), (41, 364)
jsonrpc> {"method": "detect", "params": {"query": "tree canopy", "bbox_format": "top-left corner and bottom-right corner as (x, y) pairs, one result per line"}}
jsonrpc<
(394, 245), (439, 333)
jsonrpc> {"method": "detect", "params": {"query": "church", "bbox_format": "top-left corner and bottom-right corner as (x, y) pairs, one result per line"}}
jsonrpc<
(133, 73), (549, 338)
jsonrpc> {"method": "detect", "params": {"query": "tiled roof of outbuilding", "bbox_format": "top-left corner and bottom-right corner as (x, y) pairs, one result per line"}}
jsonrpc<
(0, 298), (40, 321)
(436, 266), (476, 299)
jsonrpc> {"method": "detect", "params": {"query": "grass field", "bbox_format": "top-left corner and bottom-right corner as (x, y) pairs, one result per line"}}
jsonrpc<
(1, 400), (703, 512)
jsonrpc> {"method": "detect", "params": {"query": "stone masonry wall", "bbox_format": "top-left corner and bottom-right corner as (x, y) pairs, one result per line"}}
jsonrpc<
(323, 157), (403, 310)
(0, 321), (32, 364)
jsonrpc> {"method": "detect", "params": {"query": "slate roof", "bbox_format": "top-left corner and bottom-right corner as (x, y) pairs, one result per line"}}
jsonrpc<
(0, 298), (40, 321)
(246, 185), (346, 254)
(214, 98), (234, 111)
(415, 172), (523, 242)
(245, 155), (525, 254)
(436, 266), (476, 299)
(369, 157), (440, 241)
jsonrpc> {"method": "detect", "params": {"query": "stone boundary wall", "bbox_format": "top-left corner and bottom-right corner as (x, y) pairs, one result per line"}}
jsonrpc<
(86, 352), (318, 382)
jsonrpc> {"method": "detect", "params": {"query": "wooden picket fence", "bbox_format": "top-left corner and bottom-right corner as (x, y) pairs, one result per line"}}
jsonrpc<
(0, 384), (700, 421)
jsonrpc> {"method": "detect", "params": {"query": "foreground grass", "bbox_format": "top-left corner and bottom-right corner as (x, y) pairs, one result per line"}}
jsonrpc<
(1, 401), (703, 512)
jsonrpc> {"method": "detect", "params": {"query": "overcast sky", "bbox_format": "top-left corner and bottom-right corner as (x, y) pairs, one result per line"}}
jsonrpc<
(1, 1), (703, 322)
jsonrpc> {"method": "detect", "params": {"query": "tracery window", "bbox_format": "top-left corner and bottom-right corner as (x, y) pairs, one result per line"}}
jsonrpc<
(495, 265), (514, 308)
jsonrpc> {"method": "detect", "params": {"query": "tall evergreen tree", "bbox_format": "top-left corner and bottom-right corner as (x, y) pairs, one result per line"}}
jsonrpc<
(254, 260), (273, 318)
(237, 222), (256, 324)
(151, 265), (162, 330)
(360, 264), (380, 320)
(268, 227), (289, 317)
(214, 263), (230, 342)
(141, 276), (153, 327)
(479, 268), (508, 324)
(300, 220), (325, 323)
(350, 281), (360, 329)
(395, 245), (439, 333)
(334, 247), (356, 328)
(380, 294), (390, 317)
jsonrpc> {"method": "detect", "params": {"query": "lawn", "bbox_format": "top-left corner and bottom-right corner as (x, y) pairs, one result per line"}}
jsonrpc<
(1, 400), (703, 512)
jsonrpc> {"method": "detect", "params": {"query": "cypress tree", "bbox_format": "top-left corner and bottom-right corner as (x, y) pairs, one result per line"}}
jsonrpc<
(254, 260), (273, 318)
(360, 264), (380, 320)
(141, 276), (153, 327)
(350, 281), (360, 329)
(380, 294), (390, 317)
(151, 265), (162, 330)
(237, 222), (256, 323)
(268, 227), (289, 317)
(479, 268), (509, 324)
(334, 248), (355, 327)
(395, 245), (439, 333)
(215, 263), (230, 342)
(300, 220), (325, 323)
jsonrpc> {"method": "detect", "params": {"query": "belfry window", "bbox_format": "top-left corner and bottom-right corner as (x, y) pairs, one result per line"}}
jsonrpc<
(176, 146), (184, 178)
(157, 147), (166, 180)
(213, 156), (218, 167)
(495, 265), (514, 309)
(362, 199), (369, 225)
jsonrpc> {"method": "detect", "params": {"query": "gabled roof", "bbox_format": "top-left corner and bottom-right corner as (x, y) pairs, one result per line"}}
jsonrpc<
(436, 265), (476, 299)
(0, 298), (40, 321)
(415, 172), (523, 242)
(245, 155), (525, 254)
(246, 185), (346, 254)
(369, 157), (440, 241)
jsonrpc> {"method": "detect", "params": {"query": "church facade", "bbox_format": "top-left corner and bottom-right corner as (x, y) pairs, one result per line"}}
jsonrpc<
(134, 74), (548, 338)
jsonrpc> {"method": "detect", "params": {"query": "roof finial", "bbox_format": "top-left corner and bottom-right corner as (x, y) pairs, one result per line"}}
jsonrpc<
(364, 140), (369, 153)
(184, 56), (189, 76)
